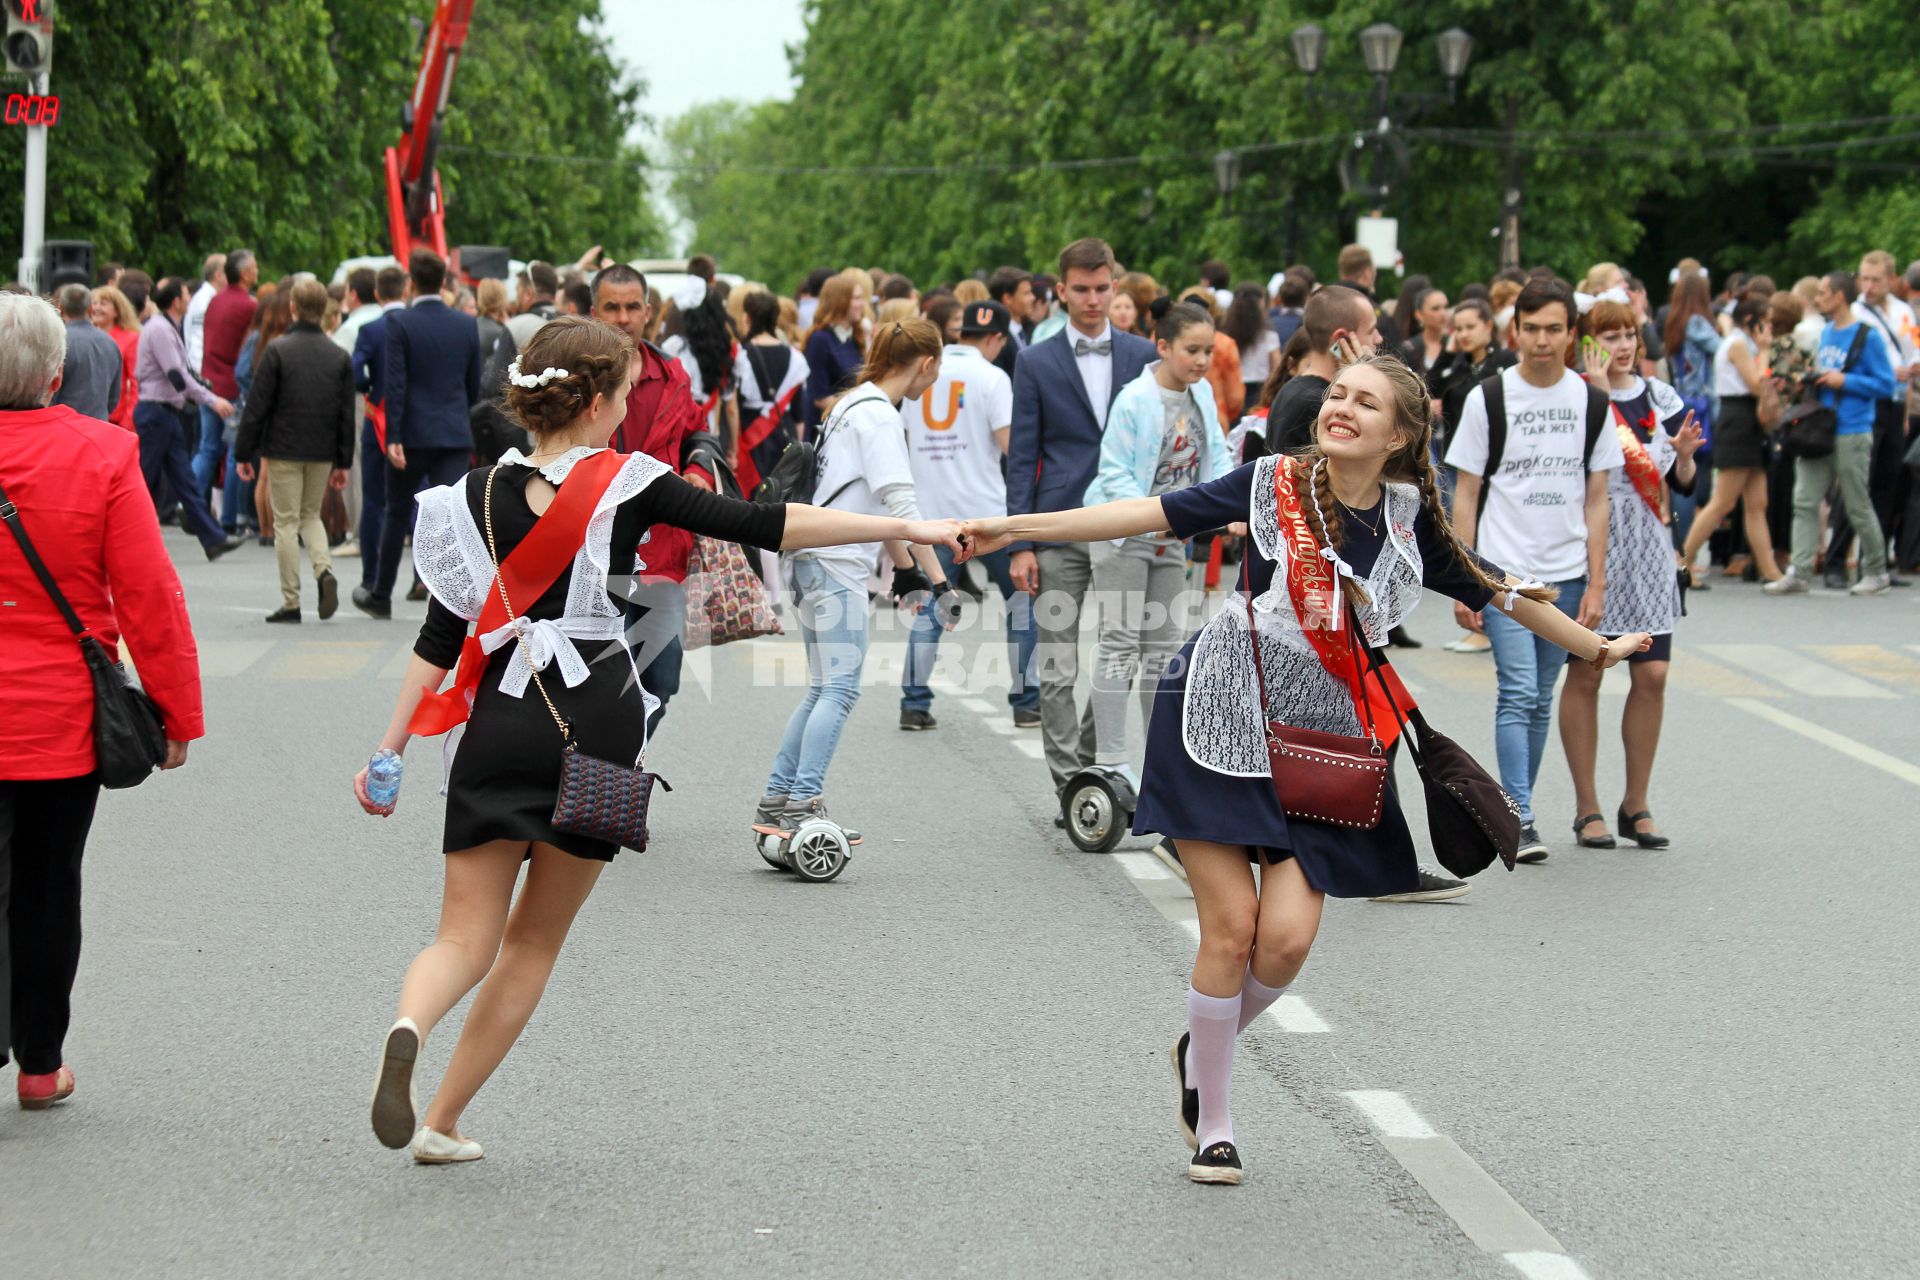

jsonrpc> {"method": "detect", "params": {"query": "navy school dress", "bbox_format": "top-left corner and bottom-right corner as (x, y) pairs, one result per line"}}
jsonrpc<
(1132, 463), (1499, 898)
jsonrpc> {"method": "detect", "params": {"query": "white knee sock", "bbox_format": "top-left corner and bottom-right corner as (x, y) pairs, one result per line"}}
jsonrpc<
(1187, 986), (1242, 1149)
(1237, 972), (1291, 1033)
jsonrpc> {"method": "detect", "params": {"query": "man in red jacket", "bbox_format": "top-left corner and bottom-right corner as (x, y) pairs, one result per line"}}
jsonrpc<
(592, 264), (715, 732)
(194, 248), (259, 533)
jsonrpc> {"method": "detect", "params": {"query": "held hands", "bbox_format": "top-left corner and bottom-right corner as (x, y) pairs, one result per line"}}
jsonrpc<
(1591, 632), (1652, 671)
(956, 518), (1015, 563)
(353, 766), (396, 818)
(903, 518), (965, 554)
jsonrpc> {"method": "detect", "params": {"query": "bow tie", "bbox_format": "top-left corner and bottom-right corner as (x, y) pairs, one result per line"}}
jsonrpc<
(1074, 337), (1113, 357)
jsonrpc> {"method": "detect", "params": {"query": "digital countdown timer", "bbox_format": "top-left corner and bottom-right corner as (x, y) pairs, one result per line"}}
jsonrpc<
(4, 93), (57, 125)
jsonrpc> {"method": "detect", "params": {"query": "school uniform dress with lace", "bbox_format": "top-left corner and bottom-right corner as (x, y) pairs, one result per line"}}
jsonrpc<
(410, 447), (786, 860)
(1132, 457), (1501, 898)
(1582, 377), (1694, 665)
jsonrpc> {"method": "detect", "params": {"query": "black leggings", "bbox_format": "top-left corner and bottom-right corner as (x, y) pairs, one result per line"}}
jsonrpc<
(2, 775), (101, 1074)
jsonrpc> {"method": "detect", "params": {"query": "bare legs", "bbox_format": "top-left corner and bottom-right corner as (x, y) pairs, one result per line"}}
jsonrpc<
(1681, 468), (1780, 582)
(1560, 659), (1671, 838)
(393, 840), (606, 1139)
(1183, 839), (1324, 995)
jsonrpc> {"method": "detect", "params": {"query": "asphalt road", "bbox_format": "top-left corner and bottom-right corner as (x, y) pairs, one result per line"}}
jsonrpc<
(5, 529), (1917, 1279)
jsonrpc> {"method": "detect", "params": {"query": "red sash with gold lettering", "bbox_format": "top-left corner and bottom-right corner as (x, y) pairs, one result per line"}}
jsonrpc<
(1612, 404), (1666, 517)
(1272, 459), (1412, 750)
(407, 450), (624, 737)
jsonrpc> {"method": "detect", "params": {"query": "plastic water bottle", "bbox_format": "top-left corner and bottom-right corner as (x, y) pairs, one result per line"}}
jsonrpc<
(367, 748), (404, 808)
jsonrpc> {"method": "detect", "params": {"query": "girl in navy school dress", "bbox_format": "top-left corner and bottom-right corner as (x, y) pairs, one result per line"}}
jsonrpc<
(958, 353), (1649, 1185)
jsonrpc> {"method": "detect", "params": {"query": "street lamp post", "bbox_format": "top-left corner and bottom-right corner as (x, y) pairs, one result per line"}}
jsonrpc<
(1290, 23), (1472, 206)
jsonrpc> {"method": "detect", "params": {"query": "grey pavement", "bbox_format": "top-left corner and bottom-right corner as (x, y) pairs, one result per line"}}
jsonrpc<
(4, 528), (1918, 1279)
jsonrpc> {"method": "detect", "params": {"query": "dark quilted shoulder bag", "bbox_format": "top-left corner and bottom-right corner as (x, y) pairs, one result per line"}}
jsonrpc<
(482, 466), (670, 853)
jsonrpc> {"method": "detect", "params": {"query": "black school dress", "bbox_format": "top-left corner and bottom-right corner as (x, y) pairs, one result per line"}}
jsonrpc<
(1131, 464), (1499, 897)
(413, 462), (786, 861)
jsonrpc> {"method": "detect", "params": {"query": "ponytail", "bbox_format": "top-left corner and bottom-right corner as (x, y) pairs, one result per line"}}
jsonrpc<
(858, 316), (943, 385)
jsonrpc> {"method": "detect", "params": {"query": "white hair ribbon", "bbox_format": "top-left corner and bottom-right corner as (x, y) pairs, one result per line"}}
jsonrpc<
(506, 358), (569, 388)
(1496, 577), (1546, 611)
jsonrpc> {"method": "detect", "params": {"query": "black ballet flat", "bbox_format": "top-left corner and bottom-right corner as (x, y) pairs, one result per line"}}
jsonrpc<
(1617, 808), (1671, 849)
(1573, 814), (1616, 849)
(1188, 1141), (1244, 1185)
(1171, 1034), (1199, 1151)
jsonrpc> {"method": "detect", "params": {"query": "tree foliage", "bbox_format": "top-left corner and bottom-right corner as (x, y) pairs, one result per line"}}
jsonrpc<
(0, 0), (666, 281)
(665, 0), (1920, 295)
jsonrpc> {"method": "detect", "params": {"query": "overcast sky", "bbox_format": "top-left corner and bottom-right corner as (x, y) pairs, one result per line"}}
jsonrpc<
(599, 0), (804, 132)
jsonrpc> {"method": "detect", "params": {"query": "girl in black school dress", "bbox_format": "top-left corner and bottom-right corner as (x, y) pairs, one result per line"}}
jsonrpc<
(958, 353), (1648, 1186)
(352, 317), (961, 1165)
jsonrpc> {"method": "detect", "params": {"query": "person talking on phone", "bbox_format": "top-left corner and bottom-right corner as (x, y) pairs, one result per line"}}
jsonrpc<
(1266, 285), (1381, 454)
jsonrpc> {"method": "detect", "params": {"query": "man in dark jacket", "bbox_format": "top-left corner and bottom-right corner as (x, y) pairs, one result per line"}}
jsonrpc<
(235, 279), (353, 623)
(358, 248), (481, 617)
(50, 284), (122, 421)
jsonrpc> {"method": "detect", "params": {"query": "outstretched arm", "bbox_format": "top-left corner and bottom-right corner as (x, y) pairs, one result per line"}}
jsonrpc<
(781, 503), (962, 554)
(1506, 594), (1646, 671)
(956, 497), (1170, 560)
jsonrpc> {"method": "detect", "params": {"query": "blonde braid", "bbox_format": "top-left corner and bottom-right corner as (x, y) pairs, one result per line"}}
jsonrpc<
(1302, 454), (1371, 609)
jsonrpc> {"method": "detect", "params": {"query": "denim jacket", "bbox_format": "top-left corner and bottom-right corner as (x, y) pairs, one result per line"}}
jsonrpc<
(1083, 363), (1231, 510)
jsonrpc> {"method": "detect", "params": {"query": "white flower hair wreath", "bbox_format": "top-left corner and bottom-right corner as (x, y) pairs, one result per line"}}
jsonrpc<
(506, 358), (570, 388)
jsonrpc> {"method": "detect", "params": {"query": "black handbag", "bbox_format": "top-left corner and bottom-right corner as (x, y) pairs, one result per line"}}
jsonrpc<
(1780, 325), (1870, 460)
(1358, 620), (1520, 878)
(481, 466), (669, 853)
(0, 480), (169, 789)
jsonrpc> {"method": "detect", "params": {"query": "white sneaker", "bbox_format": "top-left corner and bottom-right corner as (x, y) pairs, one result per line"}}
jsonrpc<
(1849, 573), (1891, 596)
(411, 1126), (484, 1164)
(370, 1017), (420, 1150)
(1443, 633), (1491, 653)
(1762, 571), (1810, 596)
(335, 538), (361, 559)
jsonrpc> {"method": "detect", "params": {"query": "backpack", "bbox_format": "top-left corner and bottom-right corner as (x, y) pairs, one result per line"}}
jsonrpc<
(1474, 371), (1611, 517)
(752, 391), (888, 507)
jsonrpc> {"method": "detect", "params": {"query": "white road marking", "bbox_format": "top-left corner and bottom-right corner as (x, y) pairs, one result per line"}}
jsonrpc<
(1504, 1253), (1593, 1280)
(957, 696), (994, 714)
(1344, 1090), (1437, 1138)
(1727, 697), (1920, 788)
(1011, 739), (1045, 759)
(1346, 1092), (1568, 1256)
(1264, 995), (1331, 1034)
(980, 719), (1017, 736)
(1178, 918), (1200, 943)
(1702, 643), (1895, 699)
(1113, 851), (1175, 881)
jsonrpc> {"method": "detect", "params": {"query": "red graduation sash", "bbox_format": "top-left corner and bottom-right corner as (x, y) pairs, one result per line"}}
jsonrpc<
(735, 380), (801, 496)
(1272, 459), (1413, 749)
(1611, 403), (1666, 518)
(407, 450), (625, 737)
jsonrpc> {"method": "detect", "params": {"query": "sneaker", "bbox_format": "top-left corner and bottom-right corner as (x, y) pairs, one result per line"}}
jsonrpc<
(1762, 571), (1810, 596)
(1849, 573), (1891, 596)
(1370, 866), (1472, 903)
(751, 792), (788, 832)
(1188, 1140), (1244, 1185)
(782, 796), (861, 845)
(317, 569), (339, 620)
(1170, 1034), (1199, 1151)
(899, 708), (938, 731)
(17, 1064), (75, 1110)
(1514, 824), (1549, 864)
(1012, 707), (1043, 729)
(370, 1017), (421, 1150)
(335, 538), (361, 559)
(1443, 632), (1491, 653)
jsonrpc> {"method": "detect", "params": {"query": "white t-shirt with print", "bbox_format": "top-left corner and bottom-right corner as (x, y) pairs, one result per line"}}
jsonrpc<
(1445, 365), (1624, 583)
(900, 345), (1012, 522)
(800, 382), (918, 593)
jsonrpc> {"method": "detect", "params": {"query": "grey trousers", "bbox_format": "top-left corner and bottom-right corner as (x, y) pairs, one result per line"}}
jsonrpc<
(1088, 538), (1188, 764)
(1033, 542), (1096, 791)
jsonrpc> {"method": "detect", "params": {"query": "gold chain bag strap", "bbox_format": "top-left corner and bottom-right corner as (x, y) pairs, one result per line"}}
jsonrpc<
(483, 465), (670, 853)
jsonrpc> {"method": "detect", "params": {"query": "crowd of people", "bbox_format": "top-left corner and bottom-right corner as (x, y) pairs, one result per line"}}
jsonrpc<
(2, 228), (1914, 1186)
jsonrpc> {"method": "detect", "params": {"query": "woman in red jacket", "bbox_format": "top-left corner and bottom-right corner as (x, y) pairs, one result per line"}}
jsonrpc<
(0, 293), (202, 1110)
(89, 283), (143, 432)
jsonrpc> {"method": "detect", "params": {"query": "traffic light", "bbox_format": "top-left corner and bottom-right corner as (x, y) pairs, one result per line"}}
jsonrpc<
(4, 0), (54, 78)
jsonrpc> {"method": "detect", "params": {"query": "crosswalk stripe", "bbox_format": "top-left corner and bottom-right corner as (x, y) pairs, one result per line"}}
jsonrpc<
(266, 640), (384, 681)
(195, 640), (277, 678)
(1662, 648), (1780, 698)
(1698, 644), (1896, 699)
(1811, 644), (1920, 695)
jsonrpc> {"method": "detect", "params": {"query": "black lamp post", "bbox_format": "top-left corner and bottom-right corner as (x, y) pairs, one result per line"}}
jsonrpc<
(1291, 23), (1472, 204)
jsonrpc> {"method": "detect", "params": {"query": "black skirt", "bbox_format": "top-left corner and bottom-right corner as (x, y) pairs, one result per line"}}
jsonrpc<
(1713, 394), (1767, 471)
(1131, 635), (1421, 898)
(441, 646), (647, 861)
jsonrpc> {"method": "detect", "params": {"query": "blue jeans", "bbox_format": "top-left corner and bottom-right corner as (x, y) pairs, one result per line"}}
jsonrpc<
(765, 558), (869, 800)
(900, 544), (1038, 713)
(192, 403), (250, 532)
(357, 416), (387, 589)
(1482, 576), (1583, 825)
(134, 402), (226, 549)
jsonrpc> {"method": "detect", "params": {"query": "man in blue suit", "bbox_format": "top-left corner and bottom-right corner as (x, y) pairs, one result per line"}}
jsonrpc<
(349, 265), (408, 597)
(1006, 237), (1156, 795)
(356, 247), (481, 617)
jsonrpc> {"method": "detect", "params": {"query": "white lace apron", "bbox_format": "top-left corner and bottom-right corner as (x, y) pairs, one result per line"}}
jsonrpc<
(1181, 455), (1426, 778)
(1599, 409), (1683, 636)
(410, 447), (670, 785)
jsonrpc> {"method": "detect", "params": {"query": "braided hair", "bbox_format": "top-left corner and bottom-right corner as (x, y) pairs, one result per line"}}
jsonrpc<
(1294, 351), (1558, 610)
(503, 315), (634, 435)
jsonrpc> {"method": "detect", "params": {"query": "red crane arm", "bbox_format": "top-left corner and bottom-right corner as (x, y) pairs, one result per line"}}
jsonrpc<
(385, 0), (477, 265)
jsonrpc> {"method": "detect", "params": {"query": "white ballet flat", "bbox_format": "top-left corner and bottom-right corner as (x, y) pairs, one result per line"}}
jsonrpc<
(370, 1017), (420, 1150)
(410, 1126), (484, 1164)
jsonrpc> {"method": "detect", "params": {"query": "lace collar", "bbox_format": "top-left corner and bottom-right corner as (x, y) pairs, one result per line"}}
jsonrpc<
(496, 445), (608, 484)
